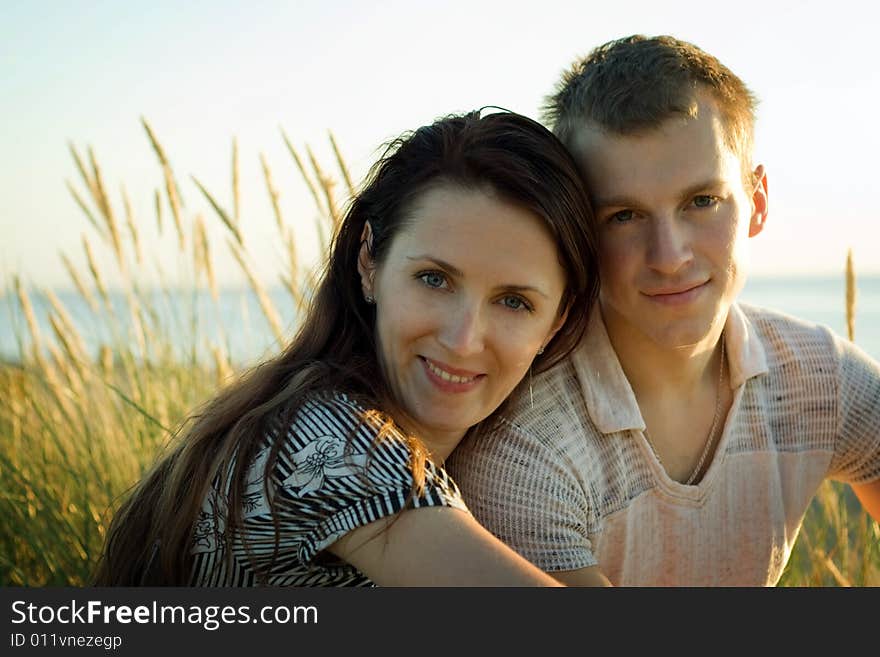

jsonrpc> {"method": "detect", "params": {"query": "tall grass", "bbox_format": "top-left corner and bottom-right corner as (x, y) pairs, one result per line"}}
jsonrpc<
(0, 121), (338, 585)
(0, 124), (877, 586)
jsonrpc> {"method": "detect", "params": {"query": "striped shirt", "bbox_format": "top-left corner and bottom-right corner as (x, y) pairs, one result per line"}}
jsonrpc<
(447, 303), (880, 586)
(190, 394), (468, 586)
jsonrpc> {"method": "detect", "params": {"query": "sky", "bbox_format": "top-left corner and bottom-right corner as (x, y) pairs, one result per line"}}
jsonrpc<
(2, 0), (879, 290)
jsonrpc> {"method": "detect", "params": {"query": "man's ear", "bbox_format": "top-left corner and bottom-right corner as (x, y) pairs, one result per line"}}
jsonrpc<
(749, 164), (768, 238)
(357, 221), (375, 299)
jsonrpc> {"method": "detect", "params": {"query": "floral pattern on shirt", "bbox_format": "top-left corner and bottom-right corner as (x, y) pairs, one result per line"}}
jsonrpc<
(281, 434), (368, 495)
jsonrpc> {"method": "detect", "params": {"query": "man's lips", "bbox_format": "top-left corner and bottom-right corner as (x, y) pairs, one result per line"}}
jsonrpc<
(641, 280), (709, 305)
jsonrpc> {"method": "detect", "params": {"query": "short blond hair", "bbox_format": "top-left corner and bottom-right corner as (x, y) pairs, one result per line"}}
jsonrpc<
(544, 35), (759, 176)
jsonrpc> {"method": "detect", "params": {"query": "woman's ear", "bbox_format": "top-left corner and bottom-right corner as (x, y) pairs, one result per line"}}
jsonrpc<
(542, 301), (571, 353)
(357, 221), (375, 300)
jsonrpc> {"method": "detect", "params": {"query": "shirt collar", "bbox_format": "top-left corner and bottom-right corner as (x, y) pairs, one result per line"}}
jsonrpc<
(570, 302), (769, 435)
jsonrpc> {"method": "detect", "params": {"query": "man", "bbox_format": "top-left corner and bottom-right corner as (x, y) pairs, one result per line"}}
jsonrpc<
(447, 35), (880, 586)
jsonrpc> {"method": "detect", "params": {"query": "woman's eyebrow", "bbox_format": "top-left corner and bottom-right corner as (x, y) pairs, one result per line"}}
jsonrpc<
(407, 256), (549, 299)
(406, 255), (463, 277)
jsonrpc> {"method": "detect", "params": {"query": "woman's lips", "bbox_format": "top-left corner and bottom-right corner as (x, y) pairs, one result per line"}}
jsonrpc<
(419, 356), (484, 392)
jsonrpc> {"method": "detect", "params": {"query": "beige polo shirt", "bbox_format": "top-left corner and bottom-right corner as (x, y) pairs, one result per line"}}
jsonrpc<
(447, 303), (880, 586)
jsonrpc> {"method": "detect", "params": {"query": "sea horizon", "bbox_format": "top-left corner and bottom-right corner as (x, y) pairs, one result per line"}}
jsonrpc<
(3, 274), (879, 365)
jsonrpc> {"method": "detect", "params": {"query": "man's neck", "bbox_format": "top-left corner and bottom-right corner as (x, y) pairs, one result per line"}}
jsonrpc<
(601, 307), (726, 400)
(600, 304), (732, 483)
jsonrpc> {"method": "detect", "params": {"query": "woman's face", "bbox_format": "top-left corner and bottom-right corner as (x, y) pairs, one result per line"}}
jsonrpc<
(361, 185), (568, 452)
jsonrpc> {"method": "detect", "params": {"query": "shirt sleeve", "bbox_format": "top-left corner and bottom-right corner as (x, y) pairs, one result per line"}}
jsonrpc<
(828, 335), (880, 484)
(271, 395), (469, 568)
(446, 417), (598, 573)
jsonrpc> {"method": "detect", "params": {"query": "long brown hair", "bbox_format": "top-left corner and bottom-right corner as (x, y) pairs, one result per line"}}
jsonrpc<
(93, 110), (599, 585)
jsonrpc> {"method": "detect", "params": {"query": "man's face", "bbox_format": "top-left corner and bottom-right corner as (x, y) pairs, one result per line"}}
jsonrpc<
(573, 96), (768, 351)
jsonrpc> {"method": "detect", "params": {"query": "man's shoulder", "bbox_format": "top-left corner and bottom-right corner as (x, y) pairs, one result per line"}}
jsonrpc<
(739, 301), (829, 332)
(738, 302), (838, 359)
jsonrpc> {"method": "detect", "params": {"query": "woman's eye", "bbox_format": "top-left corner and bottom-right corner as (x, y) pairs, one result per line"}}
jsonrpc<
(418, 272), (447, 289)
(693, 195), (717, 208)
(500, 295), (532, 312)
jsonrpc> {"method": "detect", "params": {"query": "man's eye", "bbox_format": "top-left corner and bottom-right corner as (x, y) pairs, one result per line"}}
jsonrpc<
(693, 195), (717, 208)
(418, 272), (447, 289)
(609, 210), (634, 223)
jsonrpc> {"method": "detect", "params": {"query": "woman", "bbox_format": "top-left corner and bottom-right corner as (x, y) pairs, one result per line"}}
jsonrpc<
(94, 110), (599, 586)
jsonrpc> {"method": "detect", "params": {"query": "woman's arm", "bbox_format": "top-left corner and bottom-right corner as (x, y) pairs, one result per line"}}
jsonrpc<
(851, 479), (880, 523)
(329, 505), (564, 586)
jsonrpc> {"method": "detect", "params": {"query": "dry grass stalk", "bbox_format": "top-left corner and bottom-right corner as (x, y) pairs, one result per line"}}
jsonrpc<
(228, 239), (284, 345)
(232, 137), (241, 223)
(48, 312), (87, 387)
(60, 253), (98, 313)
(99, 345), (114, 378)
(164, 165), (186, 251)
(47, 338), (78, 391)
(142, 117), (185, 203)
(126, 291), (148, 360)
(20, 325), (71, 417)
(121, 184), (143, 265)
(44, 289), (88, 364)
(42, 358), (84, 432)
(193, 215), (206, 280)
(192, 176), (243, 246)
(285, 228), (299, 285)
(154, 188), (163, 235)
(142, 117), (186, 248)
(194, 214), (218, 301)
(815, 547), (852, 587)
(307, 145), (341, 229)
(13, 277), (45, 365)
(65, 181), (105, 238)
(282, 230), (303, 309)
(846, 248), (856, 341)
(260, 153), (284, 233)
(87, 147), (126, 274)
(211, 344), (234, 388)
(68, 142), (98, 201)
(82, 235), (110, 308)
(281, 128), (325, 214)
(328, 131), (355, 198)
(141, 117), (171, 166)
(4, 370), (24, 461)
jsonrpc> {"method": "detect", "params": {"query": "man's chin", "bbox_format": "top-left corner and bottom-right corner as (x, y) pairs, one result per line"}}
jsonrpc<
(642, 314), (726, 351)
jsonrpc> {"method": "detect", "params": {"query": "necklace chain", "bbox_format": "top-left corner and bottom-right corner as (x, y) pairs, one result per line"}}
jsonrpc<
(643, 335), (726, 486)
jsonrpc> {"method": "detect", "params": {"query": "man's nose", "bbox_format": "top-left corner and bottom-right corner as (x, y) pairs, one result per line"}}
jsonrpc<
(646, 214), (693, 275)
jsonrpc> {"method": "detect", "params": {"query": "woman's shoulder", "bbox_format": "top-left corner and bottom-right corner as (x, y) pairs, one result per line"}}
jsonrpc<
(268, 391), (464, 505)
(266, 391), (415, 482)
(275, 391), (400, 448)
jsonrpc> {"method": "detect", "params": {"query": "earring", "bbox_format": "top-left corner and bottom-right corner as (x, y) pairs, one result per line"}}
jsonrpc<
(364, 295), (375, 304)
(529, 365), (534, 409)
(537, 345), (545, 355)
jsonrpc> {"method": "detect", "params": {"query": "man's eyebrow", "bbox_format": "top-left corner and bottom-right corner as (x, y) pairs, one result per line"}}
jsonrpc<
(679, 179), (728, 200)
(592, 179), (729, 208)
(591, 194), (639, 209)
(406, 255), (549, 299)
